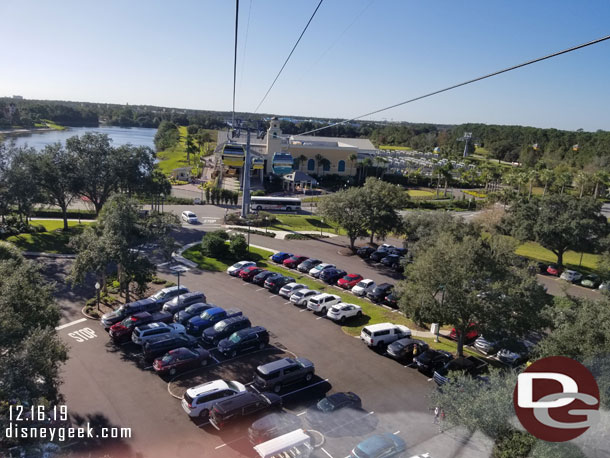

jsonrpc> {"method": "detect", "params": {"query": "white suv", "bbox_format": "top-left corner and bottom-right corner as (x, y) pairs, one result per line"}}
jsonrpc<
(132, 322), (186, 345)
(290, 289), (319, 306)
(309, 263), (335, 278)
(181, 379), (247, 418)
(351, 279), (376, 296)
(181, 211), (198, 224)
(279, 283), (307, 299)
(560, 269), (583, 283)
(360, 323), (411, 349)
(327, 303), (362, 323)
(307, 293), (341, 314)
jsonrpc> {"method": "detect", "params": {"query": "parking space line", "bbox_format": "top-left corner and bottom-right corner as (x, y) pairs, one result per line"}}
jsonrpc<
(283, 301), (291, 305)
(256, 288), (265, 292)
(300, 309), (307, 312)
(195, 420), (209, 427)
(269, 295), (280, 299)
(211, 355), (220, 364)
(215, 434), (248, 450)
(393, 430), (400, 434)
(316, 316), (325, 320)
(280, 378), (329, 398)
(55, 318), (87, 331)
(296, 411), (307, 416)
(320, 447), (334, 458)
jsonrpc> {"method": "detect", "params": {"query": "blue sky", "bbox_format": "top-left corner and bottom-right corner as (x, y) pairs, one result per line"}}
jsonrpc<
(1, 0), (609, 131)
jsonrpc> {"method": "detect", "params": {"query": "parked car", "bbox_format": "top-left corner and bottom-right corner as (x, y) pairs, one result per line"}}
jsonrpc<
(349, 433), (406, 458)
(327, 303), (362, 323)
(306, 392), (362, 429)
(227, 260), (256, 277)
(599, 281), (610, 291)
(289, 289), (320, 306)
(148, 285), (190, 307)
(380, 254), (402, 269)
(248, 412), (302, 445)
(367, 283), (393, 303)
(386, 338), (429, 363)
(581, 274), (601, 288)
(271, 252), (293, 264)
(320, 268), (347, 284)
(414, 349), (454, 375)
(297, 258), (322, 273)
(101, 297), (161, 329)
(449, 324), (479, 342)
(253, 357), (315, 394)
(265, 275), (296, 293)
(474, 335), (502, 354)
(240, 266), (264, 281)
(109, 311), (173, 343)
(547, 264), (561, 276)
(182, 379), (248, 419)
(309, 263), (335, 278)
(162, 291), (207, 314)
(174, 303), (216, 325)
(360, 323), (411, 349)
(536, 262), (549, 274)
(337, 273), (364, 289)
(142, 334), (200, 361)
(388, 247), (407, 256)
(217, 326), (269, 358)
(356, 246), (376, 258)
(351, 279), (376, 296)
(283, 255), (308, 269)
(496, 340), (535, 367)
(560, 269), (583, 283)
(370, 247), (395, 262)
(201, 316), (252, 346)
(181, 210), (198, 224)
(279, 282), (307, 299)
(384, 292), (399, 309)
(132, 322), (186, 345)
(153, 347), (211, 376)
(307, 293), (341, 314)
(433, 355), (488, 386)
(209, 391), (282, 430)
(186, 307), (243, 336)
(253, 270), (276, 286)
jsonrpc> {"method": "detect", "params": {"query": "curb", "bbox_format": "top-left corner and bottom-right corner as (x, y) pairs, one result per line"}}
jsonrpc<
(172, 242), (200, 268)
(24, 252), (76, 259)
(81, 305), (100, 320)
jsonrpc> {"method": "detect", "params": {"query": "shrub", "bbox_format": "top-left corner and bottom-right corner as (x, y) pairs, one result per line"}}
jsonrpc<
(229, 234), (249, 259)
(151, 276), (166, 284)
(252, 190), (266, 196)
(284, 233), (330, 240)
(201, 232), (228, 258)
(164, 281), (176, 287)
(231, 227), (276, 238)
(208, 229), (229, 240)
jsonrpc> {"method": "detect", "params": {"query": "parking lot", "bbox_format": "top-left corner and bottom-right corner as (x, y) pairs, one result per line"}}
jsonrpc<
(54, 260), (493, 458)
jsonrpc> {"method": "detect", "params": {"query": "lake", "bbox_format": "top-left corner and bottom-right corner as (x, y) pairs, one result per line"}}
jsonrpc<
(2, 126), (157, 150)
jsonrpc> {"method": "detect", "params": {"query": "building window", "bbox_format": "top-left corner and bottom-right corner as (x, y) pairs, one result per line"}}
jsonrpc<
(307, 159), (315, 171)
(338, 160), (345, 172)
(323, 161), (331, 172)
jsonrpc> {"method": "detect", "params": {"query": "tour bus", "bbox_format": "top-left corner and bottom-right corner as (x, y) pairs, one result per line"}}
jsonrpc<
(250, 196), (301, 212)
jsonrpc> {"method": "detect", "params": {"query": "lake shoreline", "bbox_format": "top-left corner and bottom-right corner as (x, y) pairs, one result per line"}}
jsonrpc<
(0, 127), (57, 135)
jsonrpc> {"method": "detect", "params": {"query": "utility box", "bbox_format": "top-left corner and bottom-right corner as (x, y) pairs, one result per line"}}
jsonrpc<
(430, 323), (439, 335)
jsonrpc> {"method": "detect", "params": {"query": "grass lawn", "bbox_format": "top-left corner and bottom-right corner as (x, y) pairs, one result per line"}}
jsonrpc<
(379, 145), (412, 151)
(474, 146), (489, 156)
(42, 119), (66, 130)
(407, 189), (436, 198)
(6, 220), (93, 253)
(515, 241), (600, 273)
(156, 127), (217, 176)
(270, 215), (346, 235)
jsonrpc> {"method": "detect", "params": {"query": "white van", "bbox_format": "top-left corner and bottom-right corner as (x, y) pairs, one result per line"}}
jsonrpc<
(253, 429), (313, 458)
(360, 323), (411, 349)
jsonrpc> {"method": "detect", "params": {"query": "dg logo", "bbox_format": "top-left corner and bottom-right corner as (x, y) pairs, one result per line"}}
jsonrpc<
(514, 356), (600, 441)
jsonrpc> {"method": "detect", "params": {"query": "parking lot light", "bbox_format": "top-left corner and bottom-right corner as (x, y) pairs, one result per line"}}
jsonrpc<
(95, 281), (100, 312)
(320, 219), (324, 237)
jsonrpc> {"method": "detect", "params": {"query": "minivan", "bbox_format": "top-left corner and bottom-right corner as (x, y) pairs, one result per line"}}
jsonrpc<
(162, 291), (207, 314)
(209, 391), (282, 430)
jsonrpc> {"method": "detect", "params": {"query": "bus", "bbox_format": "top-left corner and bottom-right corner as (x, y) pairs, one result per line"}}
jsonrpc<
(250, 196), (301, 212)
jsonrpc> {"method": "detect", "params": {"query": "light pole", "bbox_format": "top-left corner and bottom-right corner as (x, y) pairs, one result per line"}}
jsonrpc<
(95, 281), (101, 312)
(170, 265), (188, 302)
(247, 219), (251, 252)
(320, 218), (324, 237)
(264, 216), (268, 234)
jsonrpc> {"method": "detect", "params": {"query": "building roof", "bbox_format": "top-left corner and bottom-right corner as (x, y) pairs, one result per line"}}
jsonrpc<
(282, 171), (318, 185)
(216, 130), (266, 147)
(288, 135), (375, 151)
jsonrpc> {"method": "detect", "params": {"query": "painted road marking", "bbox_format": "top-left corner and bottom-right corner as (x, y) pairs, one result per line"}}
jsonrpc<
(394, 430), (401, 434)
(320, 447), (334, 458)
(300, 309), (307, 312)
(255, 288), (265, 292)
(55, 318), (87, 331)
(296, 411), (307, 416)
(67, 327), (98, 342)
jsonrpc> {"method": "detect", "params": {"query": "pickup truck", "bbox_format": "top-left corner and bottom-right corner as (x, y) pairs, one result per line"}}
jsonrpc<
(186, 307), (243, 336)
(433, 355), (488, 386)
(108, 311), (173, 343)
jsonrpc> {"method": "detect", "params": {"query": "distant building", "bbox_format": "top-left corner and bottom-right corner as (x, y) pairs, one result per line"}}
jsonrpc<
(170, 167), (191, 181)
(12, 95), (23, 100)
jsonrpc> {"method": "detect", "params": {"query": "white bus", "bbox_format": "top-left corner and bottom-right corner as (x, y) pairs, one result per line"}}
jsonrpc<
(250, 196), (301, 212)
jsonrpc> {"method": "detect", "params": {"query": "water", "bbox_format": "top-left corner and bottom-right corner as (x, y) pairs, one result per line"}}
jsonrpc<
(2, 125), (157, 150)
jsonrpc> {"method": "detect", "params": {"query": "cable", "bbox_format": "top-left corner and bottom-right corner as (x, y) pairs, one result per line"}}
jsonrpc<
(237, 0), (253, 107)
(254, 0), (325, 113)
(231, 0), (240, 127)
(297, 34), (610, 136)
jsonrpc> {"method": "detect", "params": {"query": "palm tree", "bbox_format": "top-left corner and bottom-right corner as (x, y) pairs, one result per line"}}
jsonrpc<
(538, 168), (554, 196)
(298, 154), (307, 171)
(315, 154), (324, 176)
(348, 153), (358, 177)
(360, 157), (372, 182)
(526, 169), (538, 199)
(593, 170), (609, 199)
(574, 170), (590, 198)
(555, 170), (573, 195)
(439, 162), (453, 197)
(320, 158), (331, 176)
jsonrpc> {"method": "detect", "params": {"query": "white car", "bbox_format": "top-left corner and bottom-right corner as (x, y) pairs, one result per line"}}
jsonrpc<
(181, 210), (198, 224)
(560, 269), (583, 283)
(290, 289), (320, 306)
(360, 323), (411, 348)
(351, 279), (377, 296)
(309, 263), (335, 278)
(278, 282), (307, 299)
(307, 293), (341, 314)
(226, 260), (255, 276)
(327, 303), (363, 323)
(132, 322), (186, 345)
(181, 379), (247, 418)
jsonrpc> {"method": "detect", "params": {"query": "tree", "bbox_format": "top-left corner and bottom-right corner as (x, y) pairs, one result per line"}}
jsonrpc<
(4, 147), (41, 223)
(574, 170), (590, 198)
(185, 134), (196, 163)
(318, 187), (369, 250)
(538, 168), (554, 196)
(154, 121), (180, 151)
(196, 130), (213, 156)
(320, 158), (331, 176)
(315, 154), (324, 175)
(506, 195), (608, 267)
(348, 153), (358, 177)
(361, 177), (408, 244)
(201, 231), (228, 258)
(229, 234), (249, 259)
(593, 170), (609, 199)
(399, 231), (548, 356)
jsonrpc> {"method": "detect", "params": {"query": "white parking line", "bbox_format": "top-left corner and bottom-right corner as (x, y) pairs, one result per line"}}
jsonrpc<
(215, 434), (248, 450)
(300, 309), (307, 312)
(269, 295), (279, 299)
(195, 420), (209, 427)
(256, 288), (265, 292)
(283, 301), (291, 305)
(211, 355), (220, 364)
(394, 430), (400, 434)
(296, 411), (307, 416)
(316, 316), (325, 320)
(280, 378), (329, 398)
(55, 318), (87, 331)
(320, 447), (334, 458)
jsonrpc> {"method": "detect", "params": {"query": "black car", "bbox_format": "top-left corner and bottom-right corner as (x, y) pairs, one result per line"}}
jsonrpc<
(384, 292), (399, 309)
(264, 275), (295, 293)
(386, 338), (428, 362)
(367, 283), (393, 302)
(253, 270), (276, 286)
(305, 392), (362, 429)
(297, 258), (322, 273)
(380, 254), (401, 268)
(319, 268), (347, 284)
(173, 302), (216, 325)
(162, 291), (207, 314)
(389, 247), (407, 256)
(370, 249), (393, 262)
(209, 391), (282, 430)
(414, 349), (454, 375)
(201, 316), (252, 346)
(142, 334), (200, 361)
(248, 412), (302, 445)
(356, 246), (376, 259)
(217, 326), (269, 358)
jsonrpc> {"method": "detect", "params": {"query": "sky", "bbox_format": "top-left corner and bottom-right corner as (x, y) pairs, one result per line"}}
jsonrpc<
(1, 0), (609, 131)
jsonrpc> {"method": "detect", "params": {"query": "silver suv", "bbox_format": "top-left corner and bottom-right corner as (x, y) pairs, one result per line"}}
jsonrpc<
(253, 357), (315, 393)
(132, 322), (186, 345)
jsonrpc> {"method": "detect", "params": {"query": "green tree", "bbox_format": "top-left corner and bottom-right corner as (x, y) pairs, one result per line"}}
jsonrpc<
(538, 168), (554, 196)
(506, 195), (608, 267)
(185, 134), (196, 163)
(154, 121), (180, 151)
(318, 187), (369, 250)
(4, 147), (41, 223)
(229, 234), (249, 259)
(362, 177), (408, 244)
(348, 152), (358, 177)
(315, 154), (324, 175)
(201, 231), (228, 258)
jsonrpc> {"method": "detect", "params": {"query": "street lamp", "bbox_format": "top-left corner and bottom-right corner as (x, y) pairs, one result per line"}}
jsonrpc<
(247, 219), (251, 252)
(95, 281), (101, 312)
(264, 216), (269, 234)
(170, 265), (188, 302)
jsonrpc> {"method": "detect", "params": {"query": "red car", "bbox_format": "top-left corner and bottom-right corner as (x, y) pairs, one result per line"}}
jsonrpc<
(108, 311), (172, 343)
(283, 255), (308, 269)
(240, 265), (264, 281)
(546, 264), (561, 276)
(153, 347), (211, 376)
(449, 323), (478, 342)
(337, 274), (363, 289)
